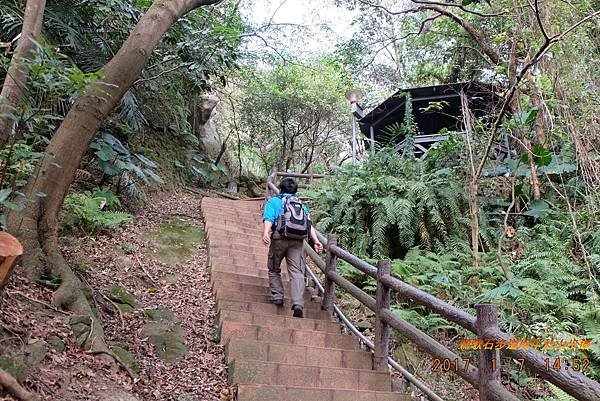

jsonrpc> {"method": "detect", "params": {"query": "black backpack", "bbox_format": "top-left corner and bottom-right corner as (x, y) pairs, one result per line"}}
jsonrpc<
(275, 195), (310, 239)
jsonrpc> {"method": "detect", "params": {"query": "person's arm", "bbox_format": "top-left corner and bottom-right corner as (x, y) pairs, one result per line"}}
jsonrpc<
(262, 198), (278, 246)
(310, 225), (323, 253)
(263, 220), (273, 246)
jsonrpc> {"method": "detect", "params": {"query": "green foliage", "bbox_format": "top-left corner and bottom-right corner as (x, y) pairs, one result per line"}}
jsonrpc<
(380, 93), (419, 157)
(175, 153), (229, 187)
(541, 383), (577, 401)
(61, 188), (132, 234)
(90, 133), (163, 185)
(307, 148), (467, 258)
(237, 58), (352, 175)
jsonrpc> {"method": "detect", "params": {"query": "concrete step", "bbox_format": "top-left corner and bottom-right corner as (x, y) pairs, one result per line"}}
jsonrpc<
(210, 263), (287, 279)
(229, 360), (391, 391)
(212, 279), (291, 296)
(218, 321), (360, 350)
(208, 251), (267, 268)
(204, 216), (264, 230)
(203, 215), (262, 223)
(208, 242), (267, 252)
(236, 385), (411, 401)
(205, 223), (261, 233)
(210, 271), (273, 287)
(207, 228), (262, 238)
(225, 338), (372, 370)
(216, 299), (331, 320)
(209, 255), (268, 267)
(202, 200), (262, 208)
(217, 309), (340, 334)
(209, 259), (283, 270)
(208, 245), (269, 260)
(214, 288), (314, 305)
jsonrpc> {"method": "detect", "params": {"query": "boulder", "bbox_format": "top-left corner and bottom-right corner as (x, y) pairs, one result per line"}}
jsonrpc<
(111, 345), (140, 374)
(0, 357), (27, 383)
(108, 286), (136, 308)
(142, 307), (187, 363)
(24, 340), (47, 367)
(47, 335), (66, 352)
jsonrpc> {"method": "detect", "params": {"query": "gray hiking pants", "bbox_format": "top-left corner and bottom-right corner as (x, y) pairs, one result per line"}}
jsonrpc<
(267, 237), (305, 307)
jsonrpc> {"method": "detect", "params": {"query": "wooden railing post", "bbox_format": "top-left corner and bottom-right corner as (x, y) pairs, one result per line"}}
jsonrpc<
(321, 234), (337, 315)
(476, 304), (501, 401)
(374, 259), (391, 371)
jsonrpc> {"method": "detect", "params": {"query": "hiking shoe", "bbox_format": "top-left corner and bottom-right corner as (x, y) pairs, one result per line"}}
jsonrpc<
(269, 299), (284, 306)
(292, 304), (304, 318)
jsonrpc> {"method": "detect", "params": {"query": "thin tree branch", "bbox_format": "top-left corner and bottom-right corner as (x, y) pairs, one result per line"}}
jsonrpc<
(410, 0), (508, 18)
(133, 63), (191, 85)
(531, 0), (549, 40)
(474, 9), (600, 180)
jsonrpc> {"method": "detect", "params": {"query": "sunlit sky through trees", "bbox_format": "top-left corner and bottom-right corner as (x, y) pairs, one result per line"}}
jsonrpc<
(243, 0), (358, 56)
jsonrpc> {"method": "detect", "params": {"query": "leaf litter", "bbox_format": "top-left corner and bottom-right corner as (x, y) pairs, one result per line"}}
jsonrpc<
(0, 190), (227, 400)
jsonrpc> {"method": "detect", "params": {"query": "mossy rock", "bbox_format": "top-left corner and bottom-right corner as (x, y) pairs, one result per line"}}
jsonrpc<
(24, 340), (47, 367)
(70, 315), (93, 348)
(117, 304), (135, 313)
(112, 346), (140, 374)
(145, 307), (178, 323)
(47, 335), (66, 352)
(141, 322), (187, 363)
(0, 357), (28, 383)
(142, 218), (205, 265)
(108, 286), (136, 307)
(162, 273), (182, 284)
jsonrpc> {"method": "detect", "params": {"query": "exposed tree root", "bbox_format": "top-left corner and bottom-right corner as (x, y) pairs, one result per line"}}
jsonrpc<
(0, 367), (40, 401)
(6, 290), (70, 315)
(88, 349), (136, 380)
(8, 203), (114, 366)
(43, 242), (113, 364)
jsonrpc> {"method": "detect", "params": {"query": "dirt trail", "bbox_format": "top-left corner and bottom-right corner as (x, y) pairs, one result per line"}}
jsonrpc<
(1, 190), (228, 401)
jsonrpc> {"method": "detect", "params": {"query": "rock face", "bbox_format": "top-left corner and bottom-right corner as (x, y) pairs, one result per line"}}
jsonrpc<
(111, 345), (140, 373)
(142, 307), (187, 363)
(192, 95), (221, 158)
(108, 286), (136, 313)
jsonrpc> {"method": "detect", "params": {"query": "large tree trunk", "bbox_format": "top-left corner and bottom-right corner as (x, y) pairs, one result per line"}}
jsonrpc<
(7, 0), (222, 356)
(0, 0), (47, 149)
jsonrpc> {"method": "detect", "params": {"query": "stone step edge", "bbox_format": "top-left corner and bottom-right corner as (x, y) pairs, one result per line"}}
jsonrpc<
(223, 338), (372, 360)
(216, 309), (340, 330)
(228, 359), (392, 380)
(218, 322), (360, 351)
(224, 336), (368, 351)
(235, 384), (412, 401)
(214, 299), (330, 316)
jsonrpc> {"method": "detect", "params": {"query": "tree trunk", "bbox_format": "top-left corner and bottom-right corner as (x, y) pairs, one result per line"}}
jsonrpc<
(0, 0), (47, 149)
(469, 180), (479, 268)
(524, 138), (542, 201)
(301, 143), (315, 174)
(7, 0), (222, 356)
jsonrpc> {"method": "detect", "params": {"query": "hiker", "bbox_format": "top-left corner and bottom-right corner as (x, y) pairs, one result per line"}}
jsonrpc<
(262, 178), (323, 318)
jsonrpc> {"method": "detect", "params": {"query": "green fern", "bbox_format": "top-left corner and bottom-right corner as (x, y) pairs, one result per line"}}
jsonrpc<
(61, 191), (132, 234)
(543, 383), (577, 401)
(307, 149), (467, 258)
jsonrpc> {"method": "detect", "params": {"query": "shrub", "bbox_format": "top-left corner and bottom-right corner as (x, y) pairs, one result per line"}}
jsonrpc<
(61, 188), (132, 234)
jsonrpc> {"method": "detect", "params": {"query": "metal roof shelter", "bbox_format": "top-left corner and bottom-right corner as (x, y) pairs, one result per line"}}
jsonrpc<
(358, 82), (503, 158)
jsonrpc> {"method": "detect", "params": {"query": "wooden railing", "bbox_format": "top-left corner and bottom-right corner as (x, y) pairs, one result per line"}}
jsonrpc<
(266, 172), (600, 401)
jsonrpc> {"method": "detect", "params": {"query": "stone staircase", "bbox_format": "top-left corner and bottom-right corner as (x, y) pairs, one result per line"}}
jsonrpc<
(201, 197), (411, 401)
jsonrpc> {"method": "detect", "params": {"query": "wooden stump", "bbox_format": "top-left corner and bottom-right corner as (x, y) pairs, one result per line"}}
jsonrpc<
(0, 232), (23, 290)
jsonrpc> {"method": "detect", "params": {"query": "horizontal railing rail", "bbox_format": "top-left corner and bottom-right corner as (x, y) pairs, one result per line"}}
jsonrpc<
(303, 243), (444, 401)
(266, 172), (600, 401)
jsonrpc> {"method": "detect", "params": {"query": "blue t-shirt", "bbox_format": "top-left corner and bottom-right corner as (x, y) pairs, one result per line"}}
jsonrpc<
(263, 193), (309, 224)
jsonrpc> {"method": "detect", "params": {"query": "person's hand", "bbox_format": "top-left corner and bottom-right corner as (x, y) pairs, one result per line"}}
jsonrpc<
(314, 241), (323, 253)
(263, 231), (271, 246)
